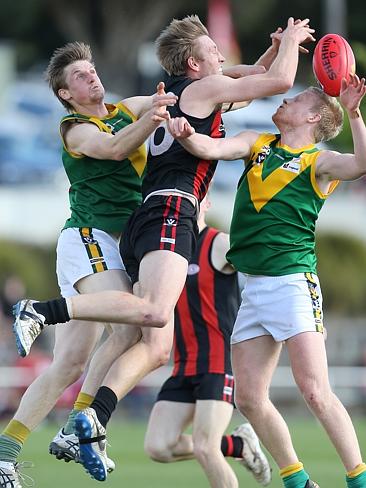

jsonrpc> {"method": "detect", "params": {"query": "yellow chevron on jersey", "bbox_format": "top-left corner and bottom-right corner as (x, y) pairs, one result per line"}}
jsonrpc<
(247, 134), (320, 212)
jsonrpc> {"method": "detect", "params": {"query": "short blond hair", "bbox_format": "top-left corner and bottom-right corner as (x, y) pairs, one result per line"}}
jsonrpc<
(156, 15), (208, 76)
(308, 86), (344, 142)
(45, 42), (94, 111)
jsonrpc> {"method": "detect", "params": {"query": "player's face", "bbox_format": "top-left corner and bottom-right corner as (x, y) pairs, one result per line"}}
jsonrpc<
(61, 60), (105, 106)
(194, 35), (225, 78)
(272, 90), (318, 127)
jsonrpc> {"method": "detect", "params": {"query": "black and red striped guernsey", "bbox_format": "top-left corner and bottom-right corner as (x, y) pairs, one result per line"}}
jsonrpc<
(143, 75), (225, 202)
(173, 227), (240, 376)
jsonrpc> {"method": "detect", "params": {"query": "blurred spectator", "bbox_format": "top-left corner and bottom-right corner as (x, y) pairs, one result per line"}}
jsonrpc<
(0, 274), (26, 319)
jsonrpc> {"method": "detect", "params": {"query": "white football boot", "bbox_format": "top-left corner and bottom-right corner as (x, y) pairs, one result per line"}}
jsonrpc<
(74, 408), (115, 481)
(12, 300), (45, 357)
(232, 423), (272, 486)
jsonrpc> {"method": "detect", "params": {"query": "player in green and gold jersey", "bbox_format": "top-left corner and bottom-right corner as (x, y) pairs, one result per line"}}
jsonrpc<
(167, 73), (366, 488)
(0, 41), (176, 487)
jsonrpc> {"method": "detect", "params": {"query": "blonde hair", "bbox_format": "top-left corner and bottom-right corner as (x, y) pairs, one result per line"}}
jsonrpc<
(45, 42), (94, 111)
(156, 15), (208, 76)
(308, 86), (344, 142)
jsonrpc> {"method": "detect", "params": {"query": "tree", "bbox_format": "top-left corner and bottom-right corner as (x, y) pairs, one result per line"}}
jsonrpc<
(45, 0), (204, 96)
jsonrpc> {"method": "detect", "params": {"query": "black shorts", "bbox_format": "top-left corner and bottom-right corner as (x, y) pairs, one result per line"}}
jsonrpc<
(120, 195), (198, 284)
(157, 373), (235, 405)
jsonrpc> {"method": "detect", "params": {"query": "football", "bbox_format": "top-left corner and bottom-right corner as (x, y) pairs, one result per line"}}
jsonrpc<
(312, 34), (356, 97)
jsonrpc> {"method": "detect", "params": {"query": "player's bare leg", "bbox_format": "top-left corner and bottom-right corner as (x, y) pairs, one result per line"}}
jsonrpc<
(231, 336), (300, 468)
(67, 250), (188, 328)
(15, 320), (104, 431)
(74, 250), (188, 480)
(288, 331), (363, 472)
(144, 401), (195, 461)
(49, 270), (140, 467)
(193, 400), (237, 488)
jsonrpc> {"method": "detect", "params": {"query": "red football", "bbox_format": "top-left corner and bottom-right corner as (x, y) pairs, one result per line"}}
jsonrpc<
(313, 34), (356, 97)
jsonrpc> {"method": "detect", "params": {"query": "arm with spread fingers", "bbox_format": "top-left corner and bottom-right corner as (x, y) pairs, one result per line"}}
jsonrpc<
(316, 74), (366, 182)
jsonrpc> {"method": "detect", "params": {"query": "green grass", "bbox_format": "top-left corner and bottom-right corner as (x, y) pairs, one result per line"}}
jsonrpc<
(8, 415), (366, 487)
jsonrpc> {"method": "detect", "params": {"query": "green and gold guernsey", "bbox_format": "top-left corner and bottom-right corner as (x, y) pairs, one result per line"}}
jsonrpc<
(61, 102), (146, 233)
(227, 133), (339, 276)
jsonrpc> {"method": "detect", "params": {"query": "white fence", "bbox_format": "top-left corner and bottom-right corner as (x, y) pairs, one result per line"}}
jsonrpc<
(2, 365), (366, 394)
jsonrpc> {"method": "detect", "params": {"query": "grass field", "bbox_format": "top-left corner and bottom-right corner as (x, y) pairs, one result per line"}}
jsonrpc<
(9, 415), (366, 487)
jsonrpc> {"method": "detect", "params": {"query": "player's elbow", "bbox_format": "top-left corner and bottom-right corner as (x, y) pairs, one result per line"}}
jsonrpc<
(276, 77), (293, 94)
(266, 74), (293, 95)
(354, 161), (366, 179)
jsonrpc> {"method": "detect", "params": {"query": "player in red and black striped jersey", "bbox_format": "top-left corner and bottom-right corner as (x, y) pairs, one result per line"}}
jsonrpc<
(142, 75), (224, 201)
(144, 197), (271, 487)
(172, 225), (238, 378)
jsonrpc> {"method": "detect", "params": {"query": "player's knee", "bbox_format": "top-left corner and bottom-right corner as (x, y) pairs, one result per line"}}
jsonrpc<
(144, 439), (171, 463)
(148, 307), (171, 329)
(193, 438), (213, 463)
(300, 381), (331, 414)
(150, 343), (171, 368)
(234, 389), (263, 417)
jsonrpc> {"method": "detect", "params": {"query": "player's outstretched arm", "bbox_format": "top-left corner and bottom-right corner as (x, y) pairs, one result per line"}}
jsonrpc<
(316, 74), (366, 181)
(64, 82), (176, 161)
(185, 17), (315, 111)
(222, 20), (313, 113)
(167, 117), (257, 161)
(122, 81), (178, 118)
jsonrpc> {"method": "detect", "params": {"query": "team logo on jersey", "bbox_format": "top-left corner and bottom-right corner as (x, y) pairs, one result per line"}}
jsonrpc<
(164, 217), (177, 226)
(281, 158), (301, 174)
(254, 145), (271, 165)
(105, 122), (116, 135)
(187, 264), (200, 275)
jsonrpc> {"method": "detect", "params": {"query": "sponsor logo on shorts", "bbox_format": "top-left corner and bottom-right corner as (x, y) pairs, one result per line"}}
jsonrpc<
(90, 257), (106, 265)
(81, 235), (98, 245)
(160, 237), (176, 244)
(281, 158), (301, 173)
(223, 373), (234, 403)
(223, 385), (233, 396)
(187, 264), (200, 275)
(164, 217), (177, 226)
(305, 272), (324, 333)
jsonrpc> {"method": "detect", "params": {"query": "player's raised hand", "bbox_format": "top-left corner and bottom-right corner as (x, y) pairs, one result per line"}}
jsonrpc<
(340, 73), (366, 113)
(168, 117), (195, 139)
(270, 23), (309, 54)
(151, 81), (177, 122)
(281, 17), (316, 47)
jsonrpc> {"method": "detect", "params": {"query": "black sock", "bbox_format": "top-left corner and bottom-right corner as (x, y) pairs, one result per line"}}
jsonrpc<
(34, 298), (70, 325)
(90, 386), (118, 428)
(221, 435), (244, 458)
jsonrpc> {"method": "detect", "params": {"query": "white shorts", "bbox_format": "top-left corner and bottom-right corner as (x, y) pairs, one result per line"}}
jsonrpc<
(56, 227), (125, 297)
(231, 272), (324, 344)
